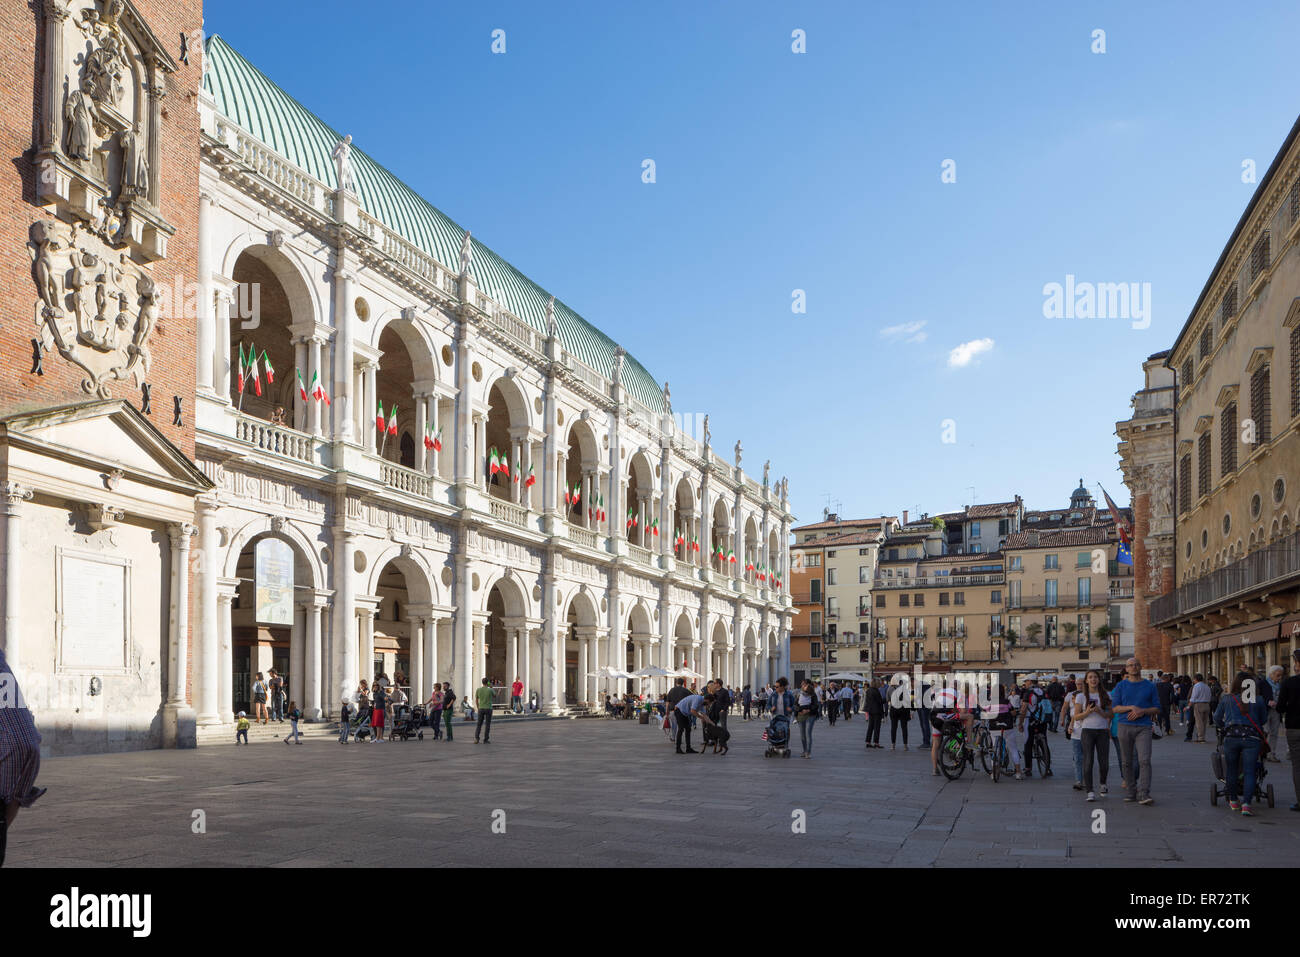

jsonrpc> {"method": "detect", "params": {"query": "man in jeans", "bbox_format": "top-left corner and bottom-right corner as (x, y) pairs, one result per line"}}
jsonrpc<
(1112, 657), (1159, 805)
(268, 669), (284, 722)
(510, 676), (523, 714)
(474, 677), (495, 744)
(1045, 678), (1065, 733)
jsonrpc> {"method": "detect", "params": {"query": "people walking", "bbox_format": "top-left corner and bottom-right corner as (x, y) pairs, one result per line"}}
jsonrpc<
(1189, 673), (1212, 742)
(1155, 674), (1174, 736)
(666, 677), (690, 742)
(1274, 650), (1300, 811)
(826, 682), (839, 725)
(864, 678), (885, 748)
(475, 677), (494, 743)
(283, 701), (303, 744)
(888, 680), (910, 750)
(1063, 681), (1084, 789)
(1214, 672), (1270, 816)
(1074, 670), (1112, 801)
(511, 676), (524, 714)
(252, 672), (269, 725)
(428, 683), (444, 739)
(371, 678), (387, 742)
(1045, 676), (1065, 733)
(795, 679), (820, 758)
(1265, 665), (1286, 761)
(442, 686), (456, 741)
(838, 682), (854, 722)
(338, 699), (353, 743)
(741, 685), (753, 721)
(1112, 657), (1159, 805)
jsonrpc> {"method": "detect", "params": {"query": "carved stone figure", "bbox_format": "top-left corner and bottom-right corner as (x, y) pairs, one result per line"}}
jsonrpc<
(119, 128), (148, 197)
(331, 134), (357, 192)
(734, 440), (742, 468)
(459, 230), (473, 277)
(662, 381), (671, 414)
(763, 460), (770, 486)
(703, 414), (710, 446)
(63, 84), (94, 161)
(84, 31), (127, 107)
(29, 221), (63, 318)
(546, 296), (557, 338)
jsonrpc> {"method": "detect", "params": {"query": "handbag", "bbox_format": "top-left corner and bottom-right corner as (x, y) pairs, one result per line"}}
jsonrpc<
(1231, 695), (1271, 756)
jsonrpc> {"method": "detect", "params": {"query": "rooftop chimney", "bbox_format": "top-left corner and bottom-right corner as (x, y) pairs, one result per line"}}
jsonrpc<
(903, 510), (909, 524)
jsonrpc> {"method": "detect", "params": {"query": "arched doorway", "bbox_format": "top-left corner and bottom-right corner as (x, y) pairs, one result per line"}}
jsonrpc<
(627, 602), (654, 694)
(485, 576), (528, 704)
(626, 451), (656, 547)
(374, 320), (436, 466)
(674, 612), (696, 683)
(673, 478), (696, 563)
(743, 625), (758, 690)
(484, 377), (531, 503)
(564, 590), (600, 705)
(743, 517), (759, 583)
(563, 419), (601, 528)
(711, 619), (730, 684)
(711, 499), (732, 575)
(229, 532), (315, 717)
(229, 248), (304, 427)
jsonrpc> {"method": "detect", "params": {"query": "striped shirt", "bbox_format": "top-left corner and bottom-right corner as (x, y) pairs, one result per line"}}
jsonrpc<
(0, 649), (42, 806)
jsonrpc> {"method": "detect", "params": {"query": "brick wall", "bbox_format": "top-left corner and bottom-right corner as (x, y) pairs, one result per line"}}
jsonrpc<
(2, 0), (205, 706)
(1131, 488), (1175, 671)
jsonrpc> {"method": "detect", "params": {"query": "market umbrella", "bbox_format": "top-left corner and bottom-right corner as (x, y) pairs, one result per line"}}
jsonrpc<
(825, 672), (867, 681)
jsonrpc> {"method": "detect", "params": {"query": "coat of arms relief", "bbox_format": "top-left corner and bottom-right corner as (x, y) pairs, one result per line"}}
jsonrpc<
(30, 0), (177, 397)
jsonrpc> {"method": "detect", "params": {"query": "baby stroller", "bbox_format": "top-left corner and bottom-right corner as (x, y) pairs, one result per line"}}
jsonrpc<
(763, 713), (792, 758)
(1209, 723), (1274, 808)
(390, 705), (425, 742)
(350, 704), (374, 742)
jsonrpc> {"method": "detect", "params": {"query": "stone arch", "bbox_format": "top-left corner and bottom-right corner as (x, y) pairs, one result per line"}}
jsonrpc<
(626, 450), (657, 547)
(562, 417), (603, 525)
(365, 543), (438, 606)
(626, 600), (653, 636)
(227, 244), (318, 425)
(221, 514), (325, 590)
(478, 566), (533, 619)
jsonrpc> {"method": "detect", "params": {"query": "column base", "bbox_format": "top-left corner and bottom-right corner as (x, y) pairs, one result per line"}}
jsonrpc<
(162, 703), (198, 749)
(195, 711), (224, 727)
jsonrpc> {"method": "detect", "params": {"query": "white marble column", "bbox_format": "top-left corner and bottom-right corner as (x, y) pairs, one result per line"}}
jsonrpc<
(333, 269), (355, 441)
(409, 616), (425, 705)
(196, 497), (222, 725)
(308, 337), (324, 437)
(523, 628), (534, 704)
(0, 482), (33, 671)
(333, 529), (357, 701)
(578, 637), (589, 705)
(508, 629), (519, 689)
(217, 585), (235, 720)
(166, 523), (196, 706)
(305, 600), (323, 720)
(364, 362), (378, 454)
(216, 290), (233, 403)
(455, 558), (473, 698)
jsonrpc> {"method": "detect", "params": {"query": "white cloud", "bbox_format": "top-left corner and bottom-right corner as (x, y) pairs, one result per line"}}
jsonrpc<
(947, 337), (994, 368)
(880, 320), (928, 343)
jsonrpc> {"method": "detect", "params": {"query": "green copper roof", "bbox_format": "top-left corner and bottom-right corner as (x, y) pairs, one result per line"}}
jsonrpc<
(203, 35), (663, 413)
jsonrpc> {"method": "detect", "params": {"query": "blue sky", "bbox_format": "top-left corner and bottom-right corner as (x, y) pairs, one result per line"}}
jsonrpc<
(206, 0), (1300, 524)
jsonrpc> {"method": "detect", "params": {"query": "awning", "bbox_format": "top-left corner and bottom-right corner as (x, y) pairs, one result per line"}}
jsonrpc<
(1281, 615), (1300, 643)
(1176, 620), (1280, 656)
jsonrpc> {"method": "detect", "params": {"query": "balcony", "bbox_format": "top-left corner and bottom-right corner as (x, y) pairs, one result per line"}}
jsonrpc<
(1151, 528), (1300, 624)
(627, 543), (653, 566)
(1108, 581), (1134, 599)
(232, 414), (315, 464)
(1007, 590), (1101, 610)
(381, 460), (434, 498)
(489, 498), (529, 529)
(791, 591), (822, 605)
(873, 572), (1004, 589)
(566, 522), (599, 550)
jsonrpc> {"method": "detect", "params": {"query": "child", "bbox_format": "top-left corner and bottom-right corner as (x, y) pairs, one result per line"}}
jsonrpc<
(283, 701), (303, 745)
(338, 698), (353, 744)
(235, 710), (250, 745)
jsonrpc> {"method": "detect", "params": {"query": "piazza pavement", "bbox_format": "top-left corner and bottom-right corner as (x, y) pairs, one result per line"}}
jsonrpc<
(8, 711), (1298, 867)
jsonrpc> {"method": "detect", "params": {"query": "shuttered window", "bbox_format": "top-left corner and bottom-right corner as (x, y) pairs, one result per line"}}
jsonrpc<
(1179, 454), (1191, 514)
(1250, 365), (1271, 444)
(1220, 283), (1238, 323)
(1291, 325), (1300, 419)
(1250, 232), (1271, 281)
(1197, 433), (1210, 498)
(1200, 324), (1213, 361)
(1182, 358), (1193, 390)
(1220, 403), (1237, 476)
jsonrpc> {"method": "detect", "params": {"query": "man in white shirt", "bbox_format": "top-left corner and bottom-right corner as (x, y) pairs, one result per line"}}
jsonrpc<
(1188, 674), (1212, 743)
(838, 683), (854, 722)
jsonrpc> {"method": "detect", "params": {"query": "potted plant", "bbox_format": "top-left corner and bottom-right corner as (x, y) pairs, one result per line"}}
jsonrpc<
(1005, 628), (1019, 648)
(1061, 622), (1077, 647)
(1025, 622), (1043, 647)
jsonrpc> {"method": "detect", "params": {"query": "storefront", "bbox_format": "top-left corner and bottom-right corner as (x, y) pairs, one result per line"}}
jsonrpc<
(1174, 620), (1282, 679)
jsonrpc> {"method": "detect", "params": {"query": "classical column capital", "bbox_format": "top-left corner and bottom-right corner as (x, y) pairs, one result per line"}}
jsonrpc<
(168, 522), (197, 549)
(1, 482), (34, 511)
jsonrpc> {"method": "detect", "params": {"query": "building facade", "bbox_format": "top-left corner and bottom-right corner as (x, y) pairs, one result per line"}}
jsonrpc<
(1149, 115), (1300, 678)
(1, 20), (795, 754)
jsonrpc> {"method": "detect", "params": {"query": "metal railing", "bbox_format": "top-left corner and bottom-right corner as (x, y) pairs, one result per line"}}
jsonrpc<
(1007, 591), (1102, 610)
(873, 572), (1004, 589)
(233, 414), (315, 463)
(1151, 528), (1300, 623)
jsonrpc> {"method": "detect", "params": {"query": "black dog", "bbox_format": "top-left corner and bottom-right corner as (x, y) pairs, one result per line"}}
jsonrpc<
(700, 721), (731, 755)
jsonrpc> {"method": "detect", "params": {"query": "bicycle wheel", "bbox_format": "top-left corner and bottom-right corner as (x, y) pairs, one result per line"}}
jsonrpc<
(939, 730), (966, 780)
(1034, 736), (1051, 777)
(991, 738), (1002, 782)
(976, 727), (994, 774)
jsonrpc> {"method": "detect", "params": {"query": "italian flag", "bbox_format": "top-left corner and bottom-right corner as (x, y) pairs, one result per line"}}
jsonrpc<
(626, 506), (636, 530)
(236, 343), (247, 394)
(499, 453), (510, 480)
(745, 558), (754, 574)
(310, 369), (330, 405)
(386, 403), (397, 437)
(431, 427), (441, 452)
(260, 349), (275, 385)
(525, 463), (536, 488)
(572, 482), (581, 506)
(650, 518), (659, 537)
(297, 367), (309, 401)
(375, 399), (385, 434)
(758, 567), (766, 584)
(564, 485), (572, 506)
(423, 424), (435, 450)
(248, 344), (263, 396)
(598, 495), (605, 522)
(727, 549), (736, 564)
(675, 528), (684, 549)
(691, 536), (699, 553)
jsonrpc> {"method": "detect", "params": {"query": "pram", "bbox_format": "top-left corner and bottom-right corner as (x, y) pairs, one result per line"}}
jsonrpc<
(349, 704), (374, 742)
(763, 712), (791, 758)
(390, 704), (425, 741)
(1209, 723), (1274, 808)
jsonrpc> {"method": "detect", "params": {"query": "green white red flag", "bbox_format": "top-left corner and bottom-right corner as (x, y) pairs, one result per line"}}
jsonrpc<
(376, 399), (385, 433)
(387, 403), (397, 436)
(297, 368), (309, 401)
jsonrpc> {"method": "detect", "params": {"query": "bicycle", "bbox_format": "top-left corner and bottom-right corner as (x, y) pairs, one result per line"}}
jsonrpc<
(938, 720), (978, 780)
(1025, 720), (1052, 777)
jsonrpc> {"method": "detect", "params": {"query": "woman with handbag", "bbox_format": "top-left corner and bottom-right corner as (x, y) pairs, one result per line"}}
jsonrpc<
(795, 679), (820, 759)
(1213, 672), (1271, 816)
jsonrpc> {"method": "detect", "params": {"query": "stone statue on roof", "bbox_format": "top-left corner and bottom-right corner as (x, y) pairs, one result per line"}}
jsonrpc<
(546, 296), (557, 339)
(459, 230), (473, 278)
(662, 381), (671, 414)
(763, 460), (770, 486)
(734, 440), (742, 468)
(331, 134), (357, 193)
(702, 414), (710, 447)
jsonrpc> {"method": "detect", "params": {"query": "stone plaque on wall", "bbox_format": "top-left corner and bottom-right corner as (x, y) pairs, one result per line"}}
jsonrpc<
(58, 548), (130, 672)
